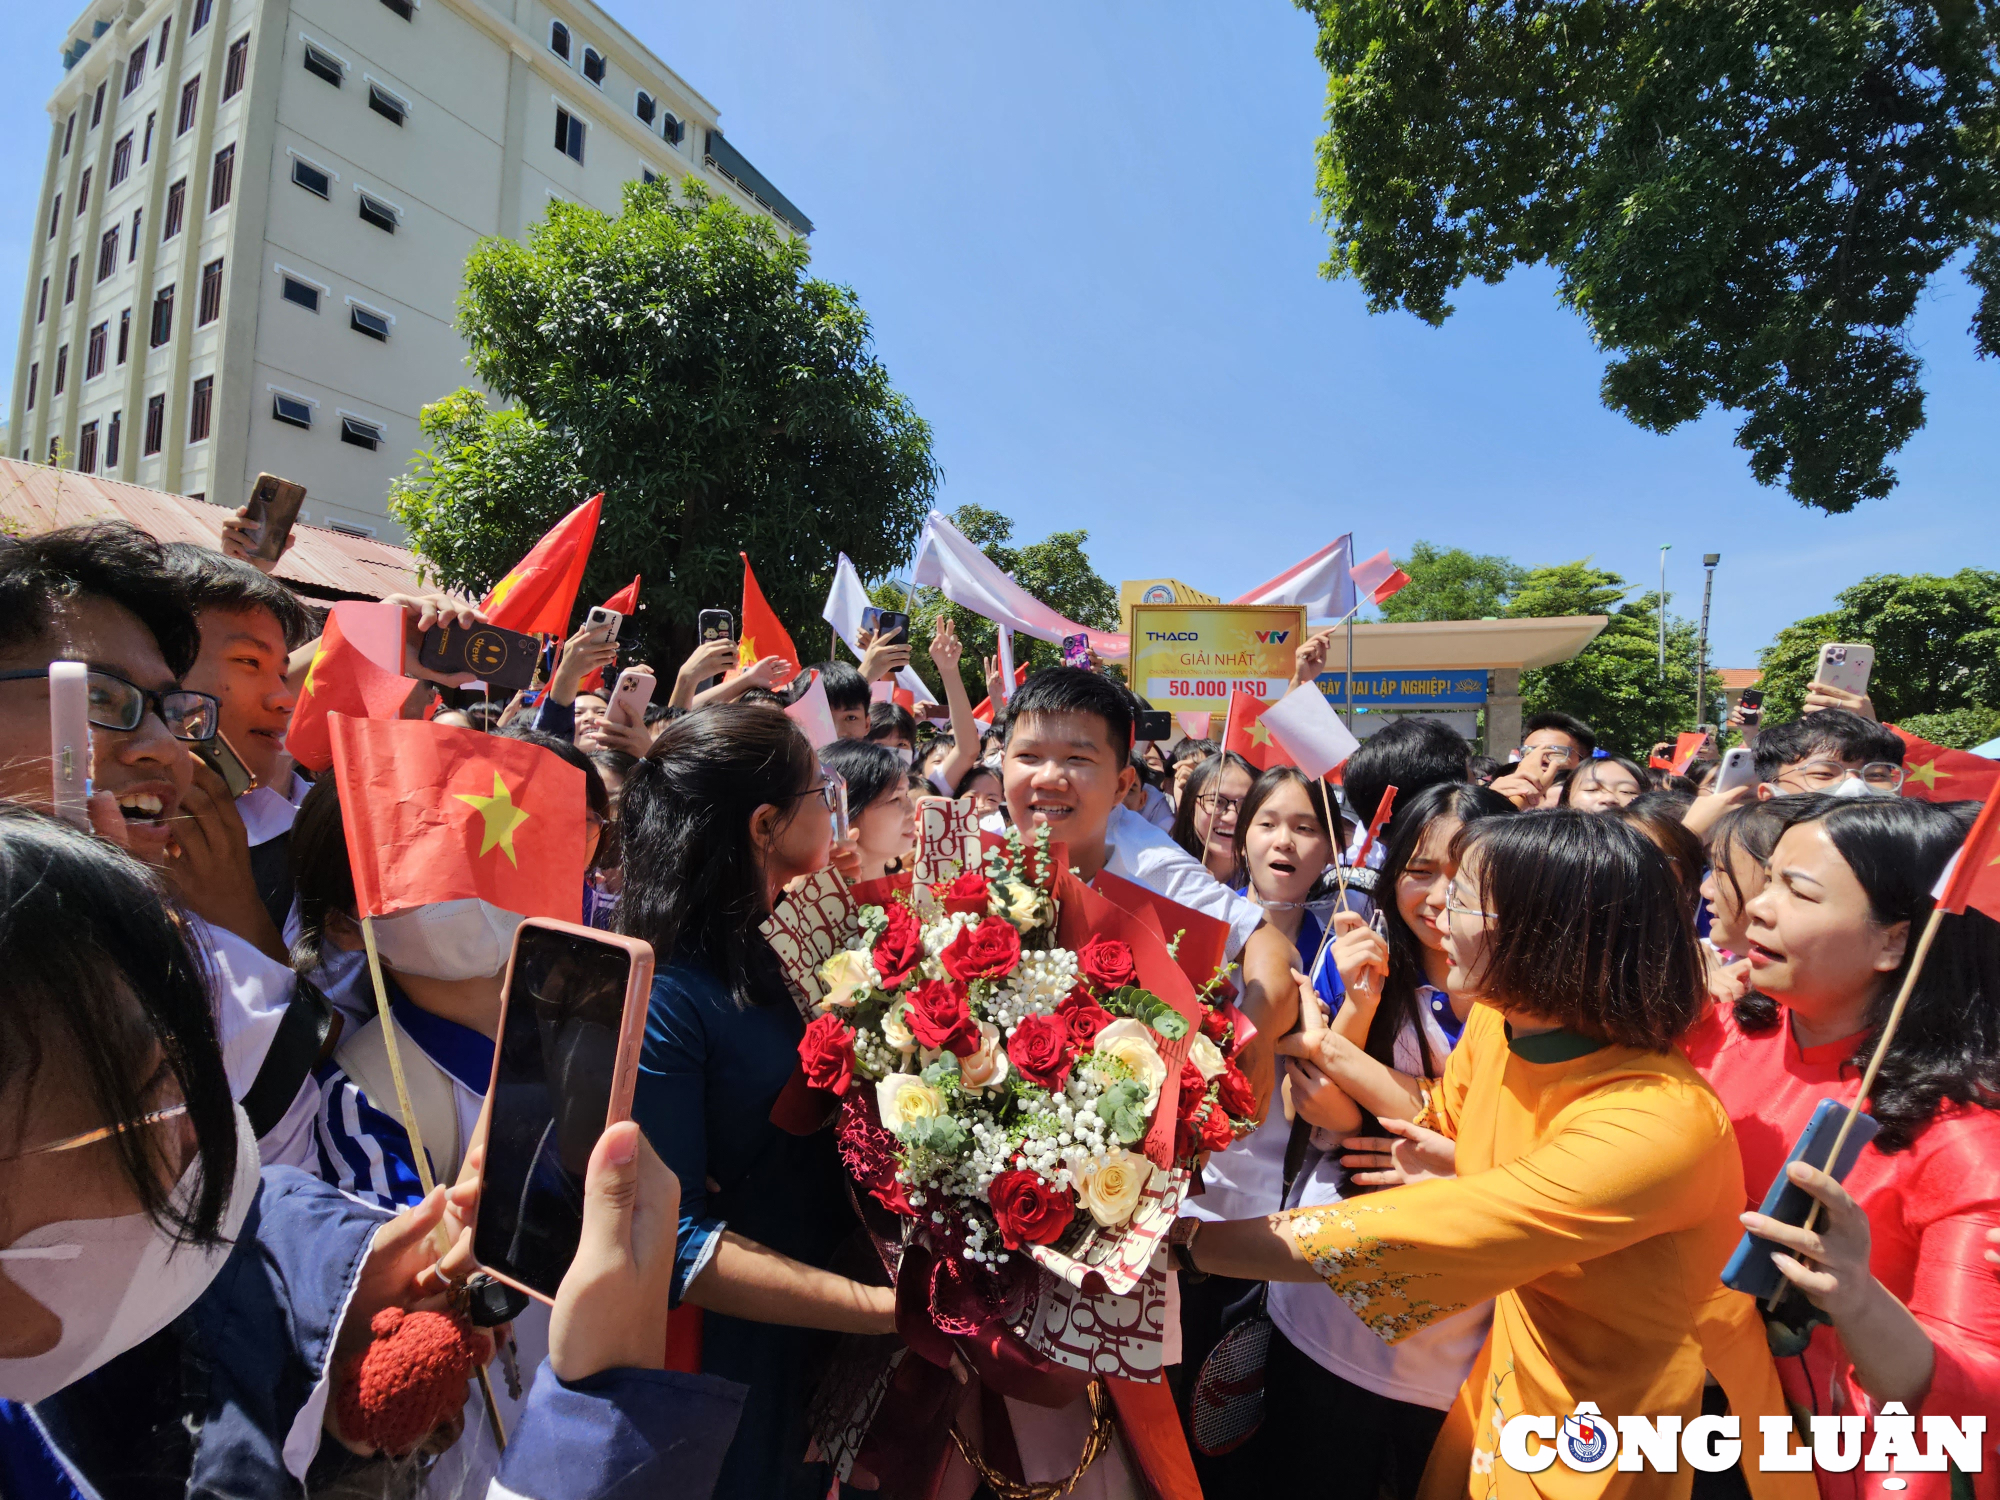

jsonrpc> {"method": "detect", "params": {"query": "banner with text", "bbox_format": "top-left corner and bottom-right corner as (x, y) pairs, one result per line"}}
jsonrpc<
(1313, 670), (1489, 708)
(1130, 604), (1306, 716)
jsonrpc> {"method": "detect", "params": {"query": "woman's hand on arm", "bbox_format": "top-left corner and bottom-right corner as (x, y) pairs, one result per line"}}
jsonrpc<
(1275, 1026), (1427, 1123)
(1338, 1118), (1456, 1188)
(1286, 1059), (1364, 1135)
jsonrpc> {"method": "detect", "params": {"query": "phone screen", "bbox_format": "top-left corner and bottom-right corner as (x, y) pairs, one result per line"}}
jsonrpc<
(475, 927), (634, 1300)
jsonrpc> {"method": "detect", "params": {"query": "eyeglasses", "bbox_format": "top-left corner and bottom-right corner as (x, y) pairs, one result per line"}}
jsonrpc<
(1777, 758), (1904, 793)
(1197, 794), (1244, 817)
(1443, 882), (1499, 922)
(1, 1102), (189, 1161)
(0, 667), (219, 743)
(783, 778), (841, 811)
(1517, 743), (1581, 765)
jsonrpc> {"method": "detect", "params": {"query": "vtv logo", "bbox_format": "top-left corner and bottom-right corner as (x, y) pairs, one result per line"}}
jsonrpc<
(1254, 630), (1291, 645)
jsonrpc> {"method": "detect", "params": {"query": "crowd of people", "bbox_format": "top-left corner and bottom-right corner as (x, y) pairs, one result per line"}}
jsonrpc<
(0, 518), (1996, 1500)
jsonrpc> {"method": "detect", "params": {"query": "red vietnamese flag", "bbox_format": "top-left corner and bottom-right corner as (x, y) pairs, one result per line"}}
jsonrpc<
(1669, 731), (1710, 776)
(480, 493), (602, 636)
(328, 716), (587, 923)
(287, 601), (411, 774)
(1349, 549), (1412, 607)
(1935, 792), (2000, 923)
(973, 663), (1029, 722)
(579, 574), (642, 694)
(734, 553), (800, 688)
(1891, 726), (2000, 805)
(1354, 784), (1399, 864)
(1222, 690), (1292, 773)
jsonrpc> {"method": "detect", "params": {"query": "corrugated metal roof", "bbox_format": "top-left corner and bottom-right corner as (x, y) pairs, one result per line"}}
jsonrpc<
(0, 459), (433, 600)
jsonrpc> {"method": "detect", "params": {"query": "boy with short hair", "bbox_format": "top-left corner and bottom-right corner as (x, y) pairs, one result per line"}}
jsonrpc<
(1753, 708), (1906, 796)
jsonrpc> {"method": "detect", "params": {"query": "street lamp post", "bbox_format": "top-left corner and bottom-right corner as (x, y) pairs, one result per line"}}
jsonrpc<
(1697, 553), (1720, 728)
(1658, 545), (1672, 680)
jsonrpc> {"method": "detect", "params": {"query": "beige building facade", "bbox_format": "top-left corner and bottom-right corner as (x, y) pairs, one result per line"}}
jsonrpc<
(13, 0), (808, 539)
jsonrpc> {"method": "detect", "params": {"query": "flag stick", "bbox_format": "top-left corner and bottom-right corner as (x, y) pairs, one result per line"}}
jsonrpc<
(360, 915), (509, 1449)
(1764, 904), (1949, 1311)
(1344, 617), (1355, 730)
(1309, 777), (1348, 983)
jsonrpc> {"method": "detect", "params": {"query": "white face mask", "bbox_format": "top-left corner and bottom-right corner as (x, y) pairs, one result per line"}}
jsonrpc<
(889, 746), (915, 770)
(1829, 774), (1892, 799)
(370, 899), (523, 980)
(0, 1102), (258, 1405)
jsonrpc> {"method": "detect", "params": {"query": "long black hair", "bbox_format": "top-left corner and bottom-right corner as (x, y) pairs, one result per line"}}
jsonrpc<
(820, 738), (907, 818)
(1747, 796), (1999, 1153)
(1364, 781), (1514, 1079)
(0, 806), (238, 1243)
(1169, 750), (1254, 870)
(617, 704), (820, 1009)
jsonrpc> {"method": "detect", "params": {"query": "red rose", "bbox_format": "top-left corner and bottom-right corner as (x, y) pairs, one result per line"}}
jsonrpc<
(1199, 1099), (1236, 1154)
(798, 1013), (856, 1096)
(1174, 1062), (1208, 1121)
(1056, 989), (1114, 1051)
(905, 978), (979, 1057)
(1199, 1005), (1232, 1043)
(987, 1168), (1073, 1250)
(1174, 1111), (1201, 1162)
(943, 869), (991, 915)
(1076, 935), (1137, 994)
(941, 915), (1022, 983)
(1215, 1062), (1255, 1119)
(1008, 1013), (1073, 1091)
(871, 904), (924, 989)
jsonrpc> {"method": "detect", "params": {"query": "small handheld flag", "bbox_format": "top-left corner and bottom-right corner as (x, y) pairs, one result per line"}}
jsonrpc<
(287, 602), (412, 774)
(480, 493), (602, 636)
(1349, 550), (1412, 608)
(736, 553), (800, 689)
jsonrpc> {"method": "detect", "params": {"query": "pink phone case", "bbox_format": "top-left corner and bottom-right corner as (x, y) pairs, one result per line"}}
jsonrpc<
(472, 918), (655, 1307)
(606, 669), (655, 728)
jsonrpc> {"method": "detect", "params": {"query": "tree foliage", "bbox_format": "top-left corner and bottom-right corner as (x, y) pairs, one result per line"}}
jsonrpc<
(391, 180), (938, 664)
(1754, 569), (2000, 723)
(1293, 0), (2000, 513)
(1379, 542), (1527, 622)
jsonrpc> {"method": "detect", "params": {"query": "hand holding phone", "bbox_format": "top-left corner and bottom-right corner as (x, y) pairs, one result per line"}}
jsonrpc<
(698, 609), (734, 645)
(241, 474), (308, 564)
(195, 731), (258, 799)
(1735, 687), (1765, 728)
(1061, 633), (1092, 670)
(1810, 643), (1875, 700)
(585, 606), (622, 642)
(605, 668), (655, 729)
(418, 621), (541, 692)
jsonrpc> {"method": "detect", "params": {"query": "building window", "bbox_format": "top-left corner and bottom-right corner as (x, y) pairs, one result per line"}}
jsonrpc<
(209, 144), (234, 211)
(272, 392), (313, 428)
(349, 303), (391, 341)
(582, 47), (605, 86)
(142, 112), (155, 162)
(105, 411), (121, 467)
(549, 21), (569, 60)
(177, 77), (200, 135)
(302, 42), (344, 87)
(65, 256), (78, 305)
(150, 285), (174, 346)
(25, 363), (36, 410)
(48, 195), (61, 239)
(380, 0), (414, 19)
(86, 322), (108, 379)
(198, 258), (224, 324)
(641, 168), (658, 185)
(164, 178), (186, 239)
(281, 274), (321, 311)
(91, 82), (106, 128)
(63, 112), (75, 155)
(663, 112), (685, 148)
(79, 421), (99, 474)
(54, 345), (68, 397)
(47, 438), (59, 464)
(110, 132), (132, 186)
(328, 519), (377, 538)
(190, 0), (212, 34)
(188, 376), (213, 442)
(367, 83), (407, 126)
(77, 168), (91, 216)
(124, 44), (147, 96)
(357, 192), (398, 232)
(144, 393), (165, 454)
(129, 209), (142, 261)
(290, 157), (330, 200)
(97, 228), (119, 281)
(156, 15), (173, 62)
(635, 90), (655, 125)
(117, 308), (131, 364)
(340, 415), (384, 450)
(223, 35), (248, 98)
(555, 107), (584, 163)
(36, 277), (47, 323)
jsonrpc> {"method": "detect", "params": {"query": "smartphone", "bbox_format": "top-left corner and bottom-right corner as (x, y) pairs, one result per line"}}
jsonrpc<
(1134, 708), (1171, 743)
(242, 473), (307, 563)
(1712, 746), (1758, 795)
(1811, 643), (1875, 699)
(698, 609), (734, 645)
(417, 620), (540, 692)
(1721, 1098), (1880, 1301)
(584, 606), (622, 642)
(606, 668), (655, 728)
(472, 920), (654, 1304)
(49, 661), (92, 829)
(860, 605), (883, 638)
(195, 730), (258, 798)
(824, 765), (850, 842)
(1061, 633), (1092, 670)
(1736, 686), (1765, 728)
(874, 611), (909, 645)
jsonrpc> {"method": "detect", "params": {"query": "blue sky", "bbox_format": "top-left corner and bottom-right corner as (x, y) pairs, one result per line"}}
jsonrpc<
(6, 2), (1994, 666)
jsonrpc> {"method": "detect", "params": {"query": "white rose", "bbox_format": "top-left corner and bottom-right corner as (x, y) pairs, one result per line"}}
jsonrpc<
(880, 1003), (916, 1053)
(1090, 1018), (1167, 1112)
(1188, 1033), (1226, 1082)
(957, 1020), (1010, 1092)
(876, 1072), (945, 1133)
(992, 880), (1042, 928)
(1075, 1147), (1150, 1229)
(817, 948), (873, 1010)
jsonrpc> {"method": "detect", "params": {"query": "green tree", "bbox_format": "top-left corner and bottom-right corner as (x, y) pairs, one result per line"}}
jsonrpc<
(1292, 0), (2000, 513)
(1508, 561), (1718, 757)
(1754, 569), (2000, 723)
(391, 179), (938, 664)
(868, 505), (1119, 702)
(1895, 707), (2000, 751)
(1377, 541), (1527, 623)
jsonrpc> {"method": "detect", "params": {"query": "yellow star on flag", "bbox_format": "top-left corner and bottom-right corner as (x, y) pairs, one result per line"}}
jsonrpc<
(738, 635), (759, 670)
(1247, 719), (1273, 747)
(302, 645), (327, 697)
(487, 571), (524, 611)
(1905, 759), (1947, 791)
(455, 772), (531, 866)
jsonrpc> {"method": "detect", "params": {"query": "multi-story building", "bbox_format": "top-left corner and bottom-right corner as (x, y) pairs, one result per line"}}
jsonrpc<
(12, 0), (810, 540)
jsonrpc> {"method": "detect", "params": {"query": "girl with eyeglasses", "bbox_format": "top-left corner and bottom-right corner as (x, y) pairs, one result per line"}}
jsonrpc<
(1180, 810), (1806, 1500)
(819, 739), (919, 885)
(617, 705), (897, 1500)
(1169, 749), (1255, 885)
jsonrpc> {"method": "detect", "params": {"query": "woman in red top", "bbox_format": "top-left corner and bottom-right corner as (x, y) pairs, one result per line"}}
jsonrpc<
(1684, 795), (2000, 1500)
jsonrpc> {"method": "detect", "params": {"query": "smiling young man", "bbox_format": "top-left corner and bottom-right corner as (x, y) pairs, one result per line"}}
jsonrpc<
(1752, 708), (1906, 799)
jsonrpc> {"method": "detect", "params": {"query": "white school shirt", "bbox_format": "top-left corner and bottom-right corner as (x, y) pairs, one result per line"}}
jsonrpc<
(1265, 994), (1492, 1409)
(1100, 804), (1263, 959)
(237, 768), (310, 847)
(188, 914), (320, 1170)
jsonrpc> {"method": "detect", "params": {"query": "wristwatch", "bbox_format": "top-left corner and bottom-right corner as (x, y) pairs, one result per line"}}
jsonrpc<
(1167, 1217), (1205, 1281)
